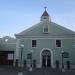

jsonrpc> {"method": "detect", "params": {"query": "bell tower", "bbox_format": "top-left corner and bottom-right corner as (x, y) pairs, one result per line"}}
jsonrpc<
(41, 7), (51, 21)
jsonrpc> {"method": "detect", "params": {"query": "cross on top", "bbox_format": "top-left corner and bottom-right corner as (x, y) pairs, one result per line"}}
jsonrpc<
(44, 7), (47, 11)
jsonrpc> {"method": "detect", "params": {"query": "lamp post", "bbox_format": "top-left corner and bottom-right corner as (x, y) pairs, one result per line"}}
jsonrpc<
(20, 44), (24, 67)
(29, 50), (33, 71)
(18, 44), (24, 75)
(61, 51), (65, 72)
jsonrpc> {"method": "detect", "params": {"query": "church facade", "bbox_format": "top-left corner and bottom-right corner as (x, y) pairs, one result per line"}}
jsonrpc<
(14, 9), (75, 68)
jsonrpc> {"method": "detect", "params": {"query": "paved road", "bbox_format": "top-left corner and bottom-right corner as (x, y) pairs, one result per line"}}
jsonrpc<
(0, 66), (75, 75)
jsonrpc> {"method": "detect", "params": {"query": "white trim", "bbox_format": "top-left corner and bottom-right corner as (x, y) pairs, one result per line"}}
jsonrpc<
(13, 39), (20, 67)
(17, 35), (75, 38)
(21, 37), (75, 40)
(2, 43), (16, 44)
(40, 48), (54, 68)
(15, 39), (20, 59)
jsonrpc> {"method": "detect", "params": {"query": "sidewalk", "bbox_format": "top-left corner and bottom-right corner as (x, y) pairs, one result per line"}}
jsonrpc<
(0, 65), (75, 75)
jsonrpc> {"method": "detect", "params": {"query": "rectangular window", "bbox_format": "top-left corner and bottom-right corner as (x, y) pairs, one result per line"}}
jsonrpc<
(44, 27), (48, 32)
(32, 40), (36, 47)
(43, 25), (48, 33)
(56, 40), (61, 47)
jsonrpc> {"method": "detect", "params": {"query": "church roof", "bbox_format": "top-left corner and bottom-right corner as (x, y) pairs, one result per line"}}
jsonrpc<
(15, 21), (75, 38)
(15, 9), (75, 38)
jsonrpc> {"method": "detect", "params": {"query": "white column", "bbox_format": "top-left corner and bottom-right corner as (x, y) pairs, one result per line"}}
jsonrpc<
(13, 39), (20, 67)
(16, 39), (20, 59)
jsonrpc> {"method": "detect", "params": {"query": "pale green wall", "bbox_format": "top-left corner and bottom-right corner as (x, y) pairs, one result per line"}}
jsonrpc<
(16, 21), (75, 66)
(19, 38), (75, 65)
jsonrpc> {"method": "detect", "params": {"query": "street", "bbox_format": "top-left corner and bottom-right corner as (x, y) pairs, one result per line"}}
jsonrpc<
(0, 66), (75, 75)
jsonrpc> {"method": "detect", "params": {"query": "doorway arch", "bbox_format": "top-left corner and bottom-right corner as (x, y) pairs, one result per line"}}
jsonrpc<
(40, 48), (54, 68)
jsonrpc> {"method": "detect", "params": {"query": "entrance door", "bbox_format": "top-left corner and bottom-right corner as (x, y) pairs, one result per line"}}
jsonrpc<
(42, 50), (51, 67)
(47, 55), (51, 67)
(42, 55), (46, 67)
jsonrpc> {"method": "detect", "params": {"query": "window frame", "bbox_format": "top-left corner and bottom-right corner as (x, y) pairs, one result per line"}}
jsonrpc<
(31, 40), (37, 48)
(55, 39), (62, 48)
(43, 25), (48, 33)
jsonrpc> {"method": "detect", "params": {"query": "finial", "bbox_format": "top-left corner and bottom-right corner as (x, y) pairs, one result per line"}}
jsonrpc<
(44, 7), (47, 11)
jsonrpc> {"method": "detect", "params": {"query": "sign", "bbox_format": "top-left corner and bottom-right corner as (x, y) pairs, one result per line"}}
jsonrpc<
(8, 53), (14, 60)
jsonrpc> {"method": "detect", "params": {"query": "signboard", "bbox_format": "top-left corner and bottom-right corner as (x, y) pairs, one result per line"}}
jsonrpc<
(8, 53), (14, 60)
(62, 52), (69, 58)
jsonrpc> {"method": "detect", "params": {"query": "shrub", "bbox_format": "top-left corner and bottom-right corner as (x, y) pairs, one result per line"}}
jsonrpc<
(56, 60), (59, 69)
(33, 60), (36, 68)
(66, 61), (70, 69)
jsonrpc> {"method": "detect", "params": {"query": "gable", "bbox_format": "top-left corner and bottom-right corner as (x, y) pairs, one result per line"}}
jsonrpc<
(15, 21), (75, 38)
(50, 22), (75, 35)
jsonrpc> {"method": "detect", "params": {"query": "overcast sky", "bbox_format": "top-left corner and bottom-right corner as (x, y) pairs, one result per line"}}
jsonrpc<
(0, 0), (75, 37)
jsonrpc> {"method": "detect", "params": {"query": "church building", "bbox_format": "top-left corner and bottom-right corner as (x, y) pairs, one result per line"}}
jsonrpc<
(14, 8), (75, 69)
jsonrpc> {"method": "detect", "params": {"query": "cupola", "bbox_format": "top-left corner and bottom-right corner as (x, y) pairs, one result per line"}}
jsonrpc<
(41, 7), (51, 21)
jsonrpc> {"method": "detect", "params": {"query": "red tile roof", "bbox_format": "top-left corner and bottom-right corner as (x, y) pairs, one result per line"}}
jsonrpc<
(42, 10), (49, 16)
